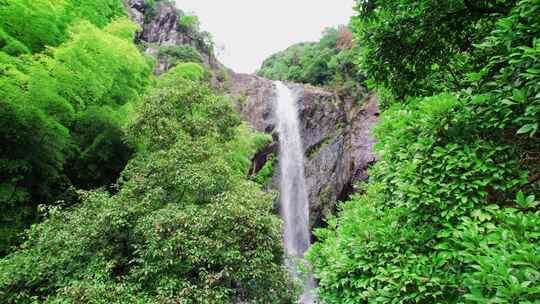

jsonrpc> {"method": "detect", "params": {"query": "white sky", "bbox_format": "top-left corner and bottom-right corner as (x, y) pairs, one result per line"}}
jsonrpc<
(174, 0), (355, 73)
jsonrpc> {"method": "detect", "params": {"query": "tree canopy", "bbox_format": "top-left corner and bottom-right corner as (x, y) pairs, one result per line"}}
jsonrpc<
(257, 26), (367, 101)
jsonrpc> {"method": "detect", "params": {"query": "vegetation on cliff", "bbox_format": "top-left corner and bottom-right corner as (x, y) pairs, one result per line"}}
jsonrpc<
(257, 26), (366, 101)
(308, 0), (540, 302)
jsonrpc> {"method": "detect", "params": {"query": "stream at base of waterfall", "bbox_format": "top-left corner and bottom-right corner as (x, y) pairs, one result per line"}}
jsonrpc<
(274, 81), (317, 303)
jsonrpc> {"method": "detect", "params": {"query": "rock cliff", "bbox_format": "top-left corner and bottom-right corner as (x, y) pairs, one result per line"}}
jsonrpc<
(125, 0), (380, 229)
(229, 72), (379, 229)
(125, 0), (219, 74)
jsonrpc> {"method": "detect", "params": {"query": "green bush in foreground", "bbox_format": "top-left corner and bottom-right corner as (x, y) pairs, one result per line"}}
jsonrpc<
(0, 67), (297, 303)
(309, 94), (539, 303)
(308, 0), (539, 303)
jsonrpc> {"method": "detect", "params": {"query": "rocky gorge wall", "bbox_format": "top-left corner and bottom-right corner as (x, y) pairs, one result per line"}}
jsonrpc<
(125, 0), (380, 229)
(228, 72), (379, 229)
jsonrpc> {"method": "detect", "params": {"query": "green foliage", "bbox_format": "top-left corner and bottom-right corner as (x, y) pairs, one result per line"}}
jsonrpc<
(53, 19), (151, 109)
(0, 69), (297, 303)
(258, 26), (365, 100)
(0, 18), (150, 115)
(224, 124), (273, 177)
(0, 0), (126, 53)
(164, 62), (205, 82)
(131, 70), (237, 153)
(309, 0), (540, 303)
(258, 30), (338, 86)
(352, 0), (517, 99)
(0, 28), (30, 56)
(309, 92), (537, 303)
(159, 45), (204, 67)
(253, 155), (276, 186)
(470, 0), (540, 137)
(65, 106), (135, 189)
(179, 15), (200, 30)
(0, 100), (71, 256)
(0, 12), (152, 253)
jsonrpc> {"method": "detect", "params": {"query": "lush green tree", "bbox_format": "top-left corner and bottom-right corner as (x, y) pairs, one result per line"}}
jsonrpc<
(0, 66), (297, 303)
(352, 0), (518, 98)
(0, 101), (71, 256)
(0, 16), (152, 254)
(258, 38), (337, 85)
(52, 19), (151, 109)
(309, 0), (539, 303)
(0, 0), (126, 53)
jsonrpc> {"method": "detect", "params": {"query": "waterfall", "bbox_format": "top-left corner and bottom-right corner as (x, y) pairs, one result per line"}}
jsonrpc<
(274, 81), (316, 303)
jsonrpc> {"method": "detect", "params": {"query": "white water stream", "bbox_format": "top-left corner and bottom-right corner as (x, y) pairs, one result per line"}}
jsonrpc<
(274, 81), (316, 303)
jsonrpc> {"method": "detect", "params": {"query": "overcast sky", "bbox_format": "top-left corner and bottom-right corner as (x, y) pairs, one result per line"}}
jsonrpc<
(174, 0), (355, 73)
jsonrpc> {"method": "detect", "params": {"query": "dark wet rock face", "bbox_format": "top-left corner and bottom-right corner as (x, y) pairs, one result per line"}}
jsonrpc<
(125, 0), (218, 74)
(125, 0), (145, 25)
(228, 72), (278, 133)
(350, 95), (379, 182)
(229, 72), (379, 229)
(138, 3), (180, 44)
(292, 85), (353, 228)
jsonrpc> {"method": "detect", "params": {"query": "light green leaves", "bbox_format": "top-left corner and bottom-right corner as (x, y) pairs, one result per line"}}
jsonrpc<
(515, 191), (538, 209)
(516, 123), (538, 136)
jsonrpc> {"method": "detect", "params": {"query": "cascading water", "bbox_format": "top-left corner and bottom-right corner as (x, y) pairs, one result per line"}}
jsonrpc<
(274, 81), (316, 303)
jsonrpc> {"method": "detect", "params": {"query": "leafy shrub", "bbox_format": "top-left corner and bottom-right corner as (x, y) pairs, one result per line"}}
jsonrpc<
(159, 45), (204, 67)
(308, 92), (537, 303)
(163, 62), (205, 82)
(179, 15), (200, 30)
(253, 155), (276, 186)
(0, 68), (297, 303)
(309, 1), (540, 303)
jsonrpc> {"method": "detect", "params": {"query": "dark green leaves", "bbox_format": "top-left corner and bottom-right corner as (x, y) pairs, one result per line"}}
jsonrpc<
(309, 1), (540, 302)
